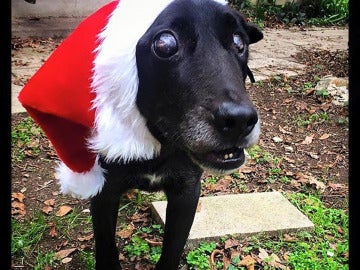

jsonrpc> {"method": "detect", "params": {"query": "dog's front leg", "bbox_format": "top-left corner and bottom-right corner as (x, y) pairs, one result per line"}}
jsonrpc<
(91, 192), (121, 270)
(155, 177), (201, 270)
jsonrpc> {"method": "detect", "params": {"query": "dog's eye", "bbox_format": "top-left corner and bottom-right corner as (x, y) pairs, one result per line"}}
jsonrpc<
(233, 34), (245, 54)
(153, 32), (178, 58)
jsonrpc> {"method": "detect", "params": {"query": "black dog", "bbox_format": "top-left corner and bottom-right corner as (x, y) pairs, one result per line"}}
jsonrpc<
(90, 0), (263, 269)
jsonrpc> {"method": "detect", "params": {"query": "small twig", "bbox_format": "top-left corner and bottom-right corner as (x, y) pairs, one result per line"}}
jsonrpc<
(144, 238), (162, 246)
(209, 249), (223, 270)
(35, 180), (53, 191)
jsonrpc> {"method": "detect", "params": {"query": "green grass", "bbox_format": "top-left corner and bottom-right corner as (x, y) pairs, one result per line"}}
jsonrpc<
(11, 116), (43, 161)
(34, 251), (55, 270)
(12, 214), (48, 257)
(12, 208), (93, 268)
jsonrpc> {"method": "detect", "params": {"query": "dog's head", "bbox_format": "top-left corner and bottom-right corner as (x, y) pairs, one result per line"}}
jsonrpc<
(136, 0), (263, 173)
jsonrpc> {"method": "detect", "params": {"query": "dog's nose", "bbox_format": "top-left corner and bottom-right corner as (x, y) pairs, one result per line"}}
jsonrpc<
(214, 102), (258, 140)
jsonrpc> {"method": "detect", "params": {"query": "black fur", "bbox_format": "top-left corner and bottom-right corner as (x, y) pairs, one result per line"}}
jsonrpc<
(91, 0), (263, 269)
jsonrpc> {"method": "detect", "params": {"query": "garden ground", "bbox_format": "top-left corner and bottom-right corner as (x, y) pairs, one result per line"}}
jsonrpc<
(11, 23), (349, 269)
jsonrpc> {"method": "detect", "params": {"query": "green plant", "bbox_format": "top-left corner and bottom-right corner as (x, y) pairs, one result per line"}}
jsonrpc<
(80, 250), (96, 270)
(124, 235), (150, 257)
(205, 175), (221, 184)
(247, 145), (271, 164)
(186, 242), (217, 270)
(230, 0), (348, 26)
(149, 246), (162, 264)
(303, 81), (315, 89)
(267, 167), (283, 183)
(140, 224), (164, 235)
(316, 89), (330, 98)
(301, 0), (348, 24)
(294, 112), (329, 127)
(287, 193), (349, 269)
(123, 234), (162, 264)
(280, 176), (291, 184)
(34, 251), (55, 270)
(337, 116), (349, 127)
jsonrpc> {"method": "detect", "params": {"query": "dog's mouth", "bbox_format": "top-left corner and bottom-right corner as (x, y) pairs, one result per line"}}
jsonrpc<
(190, 147), (245, 172)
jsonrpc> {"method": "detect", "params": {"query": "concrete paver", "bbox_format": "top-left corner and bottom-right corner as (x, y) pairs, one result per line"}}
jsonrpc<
(151, 192), (314, 246)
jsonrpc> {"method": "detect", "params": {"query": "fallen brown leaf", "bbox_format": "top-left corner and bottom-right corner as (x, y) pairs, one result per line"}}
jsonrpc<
(61, 257), (72, 264)
(116, 223), (135, 239)
(77, 233), (94, 242)
(12, 192), (25, 202)
(300, 134), (314, 144)
(296, 172), (325, 192)
(319, 133), (331, 140)
(283, 233), (297, 242)
(42, 205), (54, 214)
(130, 212), (150, 223)
(278, 125), (292, 135)
(196, 201), (202, 212)
(11, 200), (26, 218)
(239, 255), (255, 270)
(224, 239), (242, 249)
(56, 205), (72, 217)
(44, 199), (55, 206)
(54, 248), (77, 260)
(239, 166), (255, 174)
(258, 247), (269, 261)
(48, 223), (58, 238)
(327, 182), (346, 191)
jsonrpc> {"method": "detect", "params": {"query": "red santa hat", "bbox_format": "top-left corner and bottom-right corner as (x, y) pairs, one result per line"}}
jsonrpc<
(18, 0), (228, 199)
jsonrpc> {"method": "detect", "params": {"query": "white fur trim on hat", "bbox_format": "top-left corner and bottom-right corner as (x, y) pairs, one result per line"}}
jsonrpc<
(56, 156), (106, 199)
(89, 0), (228, 164)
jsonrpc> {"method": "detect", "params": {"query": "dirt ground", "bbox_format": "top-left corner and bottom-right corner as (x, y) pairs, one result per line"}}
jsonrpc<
(11, 25), (349, 269)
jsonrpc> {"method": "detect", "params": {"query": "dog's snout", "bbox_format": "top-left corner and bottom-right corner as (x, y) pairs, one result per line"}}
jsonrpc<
(214, 102), (258, 139)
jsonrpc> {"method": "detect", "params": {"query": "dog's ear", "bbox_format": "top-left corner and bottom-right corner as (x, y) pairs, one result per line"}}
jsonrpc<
(245, 22), (263, 44)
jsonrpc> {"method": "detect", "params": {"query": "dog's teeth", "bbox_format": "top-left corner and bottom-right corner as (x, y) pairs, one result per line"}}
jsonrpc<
(229, 153), (233, 159)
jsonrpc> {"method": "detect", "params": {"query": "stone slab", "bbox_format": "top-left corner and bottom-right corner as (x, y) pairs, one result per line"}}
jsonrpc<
(151, 192), (314, 246)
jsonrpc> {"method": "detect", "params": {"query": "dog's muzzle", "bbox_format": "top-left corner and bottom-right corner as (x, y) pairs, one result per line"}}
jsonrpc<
(189, 102), (260, 173)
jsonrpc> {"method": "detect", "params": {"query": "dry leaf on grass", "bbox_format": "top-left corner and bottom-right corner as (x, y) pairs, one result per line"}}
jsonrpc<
(300, 134), (314, 144)
(239, 255), (256, 270)
(61, 257), (72, 264)
(44, 198), (55, 206)
(56, 205), (72, 217)
(224, 239), (242, 249)
(295, 172), (325, 192)
(116, 223), (135, 239)
(42, 205), (54, 214)
(48, 222), (58, 238)
(78, 233), (94, 242)
(54, 248), (77, 260)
